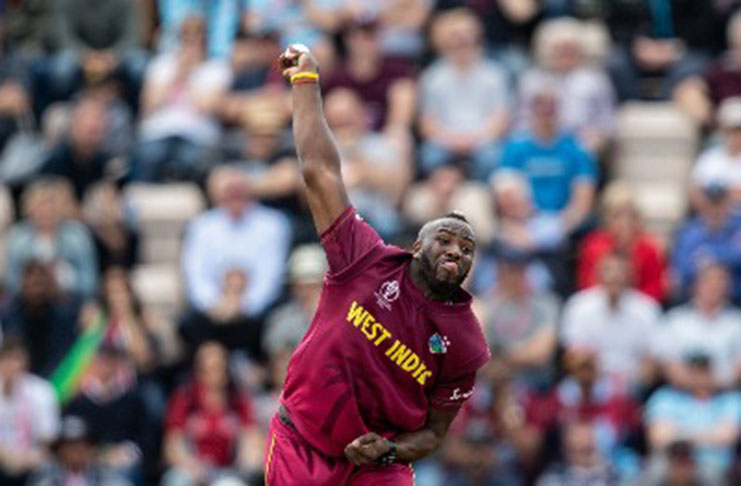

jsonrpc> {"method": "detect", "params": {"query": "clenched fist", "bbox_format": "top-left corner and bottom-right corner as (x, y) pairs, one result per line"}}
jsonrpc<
(344, 432), (392, 466)
(279, 44), (319, 83)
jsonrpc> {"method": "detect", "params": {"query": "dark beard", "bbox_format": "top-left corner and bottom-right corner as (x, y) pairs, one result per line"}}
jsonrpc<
(420, 252), (462, 299)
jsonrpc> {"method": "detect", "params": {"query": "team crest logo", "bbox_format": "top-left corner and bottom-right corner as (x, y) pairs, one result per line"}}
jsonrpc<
(375, 280), (400, 310)
(428, 333), (450, 354)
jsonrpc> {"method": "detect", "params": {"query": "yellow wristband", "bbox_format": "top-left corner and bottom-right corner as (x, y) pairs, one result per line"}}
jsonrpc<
(290, 72), (319, 84)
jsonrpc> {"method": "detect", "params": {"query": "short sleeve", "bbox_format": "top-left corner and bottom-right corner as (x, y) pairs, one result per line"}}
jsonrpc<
(572, 142), (598, 182)
(320, 207), (384, 276)
(428, 371), (477, 412)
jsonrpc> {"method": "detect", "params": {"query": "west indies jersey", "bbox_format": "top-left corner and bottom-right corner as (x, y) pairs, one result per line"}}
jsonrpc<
(280, 207), (491, 457)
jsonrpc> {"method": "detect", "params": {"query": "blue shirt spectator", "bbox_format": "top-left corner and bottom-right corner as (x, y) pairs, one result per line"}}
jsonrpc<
(672, 186), (741, 302)
(646, 385), (741, 474)
(498, 132), (597, 213)
(158, 0), (240, 58)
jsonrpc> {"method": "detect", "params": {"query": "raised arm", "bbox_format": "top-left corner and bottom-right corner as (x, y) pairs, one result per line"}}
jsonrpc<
(280, 45), (350, 234)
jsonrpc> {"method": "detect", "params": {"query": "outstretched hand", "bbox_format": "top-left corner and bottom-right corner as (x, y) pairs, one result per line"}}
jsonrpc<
(278, 44), (319, 82)
(344, 433), (391, 466)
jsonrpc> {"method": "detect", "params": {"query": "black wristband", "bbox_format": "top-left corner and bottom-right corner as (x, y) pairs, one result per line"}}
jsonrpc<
(378, 439), (397, 466)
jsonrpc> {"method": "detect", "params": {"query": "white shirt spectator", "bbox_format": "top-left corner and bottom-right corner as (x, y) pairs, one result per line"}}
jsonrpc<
(139, 54), (232, 146)
(561, 287), (661, 384)
(0, 373), (59, 452)
(419, 58), (509, 136)
(517, 67), (615, 138)
(653, 305), (741, 387)
(182, 204), (290, 316)
(691, 145), (741, 189)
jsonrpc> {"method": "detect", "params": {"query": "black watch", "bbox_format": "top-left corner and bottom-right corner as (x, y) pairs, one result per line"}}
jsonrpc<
(378, 439), (397, 466)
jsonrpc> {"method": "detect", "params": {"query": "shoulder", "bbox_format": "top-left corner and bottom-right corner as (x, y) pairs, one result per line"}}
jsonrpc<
(695, 145), (726, 166)
(420, 60), (450, 84)
(624, 289), (661, 315)
(565, 287), (602, 311)
(252, 204), (290, 231)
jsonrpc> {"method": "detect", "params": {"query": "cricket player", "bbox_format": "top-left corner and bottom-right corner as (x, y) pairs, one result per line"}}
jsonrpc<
(264, 44), (491, 485)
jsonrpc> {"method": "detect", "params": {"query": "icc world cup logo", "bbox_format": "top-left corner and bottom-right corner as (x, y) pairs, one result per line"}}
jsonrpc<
(375, 280), (400, 310)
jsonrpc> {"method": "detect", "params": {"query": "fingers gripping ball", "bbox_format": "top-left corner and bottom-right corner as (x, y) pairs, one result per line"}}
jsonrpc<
(279, 44), (319, 84)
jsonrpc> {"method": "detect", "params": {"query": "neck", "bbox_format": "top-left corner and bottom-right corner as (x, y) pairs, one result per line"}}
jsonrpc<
(534, 124), (556, 141)
(409, 259), (451, 302)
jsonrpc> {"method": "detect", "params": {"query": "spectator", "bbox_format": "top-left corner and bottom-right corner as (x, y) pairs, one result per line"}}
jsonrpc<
(163, 341), (263, 486)
(28, 415), (132, 486)
(690, 98), (741, 211)
(474, 244), (559, 391)
(359, 0), (432, 59)
(95, 267), (159, 375)
(402, 166), (493, 245)
(133, 16), (231, 182)
(577, 181), (667, 302)
(180, 168), (290, 355)
(675, 11), (741, 126)
(0, 37), (32, 155)
(498, 91), (597, 233)
(1, 0), (55, 59)
(561, 253), (661, 389)
(262, 244), (327, 359)
(644, 441), (714, 486)
(40, 98), (114, 200)
(323, 16), (416, 134)
(439, 401), (524, 486)
(672, 183), (741, 303)
(64, 345), (149, 484)
(157, 0), (240, 59)
(226, 27), (284, 96)
(0, 339), (59, 486)
(536, 420), (620, 486)
(605, 0), (722, 101)
(242, 0), (336, 49)
(645, 355), (741, 483)
(326, 88), (409, 239)
(4, 177), (98, 297)
(518, 18), (615, 155)
(525, 349), (641, 469)
(654, 263), (741, 390)
(82, 182), (139, 272)
(0, 261), (82, 379)
(473, 171), (567, 294)
(418, 8), (510, 181)
(225, 99), (300, 207)
(45, 0), (147, 105)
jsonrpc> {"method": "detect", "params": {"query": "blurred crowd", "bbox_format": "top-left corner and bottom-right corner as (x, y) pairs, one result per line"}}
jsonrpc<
(2, 0), (741, 485)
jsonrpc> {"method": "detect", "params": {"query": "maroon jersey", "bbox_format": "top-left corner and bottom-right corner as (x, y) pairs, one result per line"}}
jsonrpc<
(281, 207), (490, 457)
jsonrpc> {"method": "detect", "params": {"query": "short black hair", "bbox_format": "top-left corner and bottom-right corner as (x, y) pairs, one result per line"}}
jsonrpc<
(442, 210), (469, 224)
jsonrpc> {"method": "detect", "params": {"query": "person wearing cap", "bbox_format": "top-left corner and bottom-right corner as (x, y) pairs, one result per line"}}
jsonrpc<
(645, 351), (741, 483)
(673, 178), (741, 303)
(28, 415), (132, 486)
(690, 97), (741, 212)
(561, 252), (662, 390)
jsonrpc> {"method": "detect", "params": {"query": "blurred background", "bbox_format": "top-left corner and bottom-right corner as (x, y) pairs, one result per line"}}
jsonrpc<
(1, 0), (741, 485)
